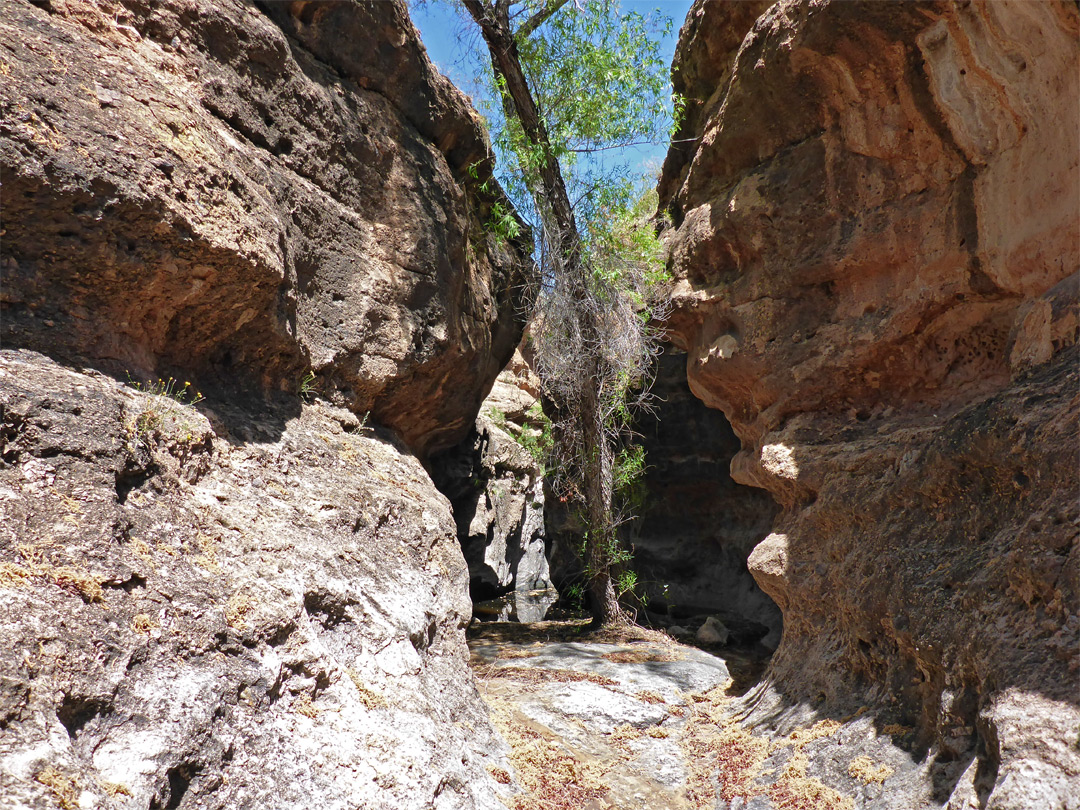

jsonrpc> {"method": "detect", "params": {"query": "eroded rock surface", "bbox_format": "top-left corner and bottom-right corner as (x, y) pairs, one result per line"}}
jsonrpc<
(632, 349), (781, 645)
(0, 0), (530, 457)
(659, 1), (1079, 807)
(0, 351), (510, 810)
(471, 625), (914, 810)
(0, 0), (531, 807)
(432, 350), (553, 619)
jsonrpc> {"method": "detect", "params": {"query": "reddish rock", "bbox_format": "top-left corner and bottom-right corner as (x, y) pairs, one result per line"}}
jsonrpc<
(0, 0), (530, 457)
(659, 1), (1079, 806)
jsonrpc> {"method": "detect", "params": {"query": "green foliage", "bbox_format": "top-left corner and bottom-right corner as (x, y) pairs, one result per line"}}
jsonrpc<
(615, 569), (644, 603)
(459, 0), (679, 233)
(512, 0), (674, 154)
(613, 443), (646, 503)
(485, 200), (522, 242)
(347, 411), (371, 435)
(452, 0), (675, 625)
(298, 370), (318, 402)
(489, 402), (555, 469)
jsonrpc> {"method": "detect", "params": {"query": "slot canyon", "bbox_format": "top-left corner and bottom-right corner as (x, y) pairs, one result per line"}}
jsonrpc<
(0, 1), (1076, 808)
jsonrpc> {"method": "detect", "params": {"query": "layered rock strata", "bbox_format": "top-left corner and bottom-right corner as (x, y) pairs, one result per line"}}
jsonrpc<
(659, 1), (1079, 807)
(1, 0), (530, 807)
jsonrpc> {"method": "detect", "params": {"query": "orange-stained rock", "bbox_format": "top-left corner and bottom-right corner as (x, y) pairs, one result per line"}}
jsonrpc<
(659, 1), (1079, 807)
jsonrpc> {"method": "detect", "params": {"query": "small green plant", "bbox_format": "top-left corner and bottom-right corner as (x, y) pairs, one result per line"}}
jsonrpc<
(564, 581), (586, 611)
(488, 402), (555, 469)
(125, 375), (204, 445)
(299, 370), (318, 402)
(485, 200), (522, 243)
(347, 411), (371, 435)
(127, 375), (204, 406)
(616, 570), (646, 605)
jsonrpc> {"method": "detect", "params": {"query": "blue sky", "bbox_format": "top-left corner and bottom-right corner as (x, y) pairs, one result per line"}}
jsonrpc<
(409, 0), (694, 180)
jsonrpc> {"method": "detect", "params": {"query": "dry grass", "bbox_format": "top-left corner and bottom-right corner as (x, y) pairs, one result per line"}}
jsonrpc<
(346, 670), (388, 710)
(51, 566), (103, 602)
(0, 545), (104, 603)
(636, 689), (666, 705)
(603, 649), (676, 664)
(769, 775), (856, 810)
(468, 618), (676, 648)
(881, 723), (912, 736)
(0, 562), (34, 589)
(100, 780), (132, 797)
(477, 665), (618, 688)
(680, 687), (857, 810)
(34, 767), (80, 810)
(776, 718), (843, 752)
(193, 532), (221, 573)
(225, 591), (254, 629)
(501, 724), (608, 810)
(293, 694), (321, 719)
(131, 613), (158, 634)
(470, 620), (861, 810)
(497, 648), (540, 660)
(848, 755), (894, 784)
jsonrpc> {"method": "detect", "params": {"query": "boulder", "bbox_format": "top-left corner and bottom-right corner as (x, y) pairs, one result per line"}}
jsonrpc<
(695, 616), (731, 647)
(0, 350), (511, 809)
(0, 0), (531, 806)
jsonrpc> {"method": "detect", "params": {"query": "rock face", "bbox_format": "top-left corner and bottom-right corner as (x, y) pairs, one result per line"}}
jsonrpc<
(631, 349), (781, 643)
(431, 416), (550, 601)
(0, 352), (509, 810)
(0, 0), (530, 458)
(659, 1), (1079, 808)
(431, 352), (553, 616)
(0, 0), (530, 807)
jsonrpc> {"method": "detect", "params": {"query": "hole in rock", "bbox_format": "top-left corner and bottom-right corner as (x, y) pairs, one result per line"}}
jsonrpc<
(149, 763), (200, 810)
(57, 694), (110, 739)
(115, 464), (154, 504)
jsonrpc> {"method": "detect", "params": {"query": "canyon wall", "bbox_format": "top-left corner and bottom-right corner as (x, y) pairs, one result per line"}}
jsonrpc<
(631, 349), (781, 645)
(659, 1), (1079, 807)
(0, 0), (529, 807)
(431, 349), (552, 613)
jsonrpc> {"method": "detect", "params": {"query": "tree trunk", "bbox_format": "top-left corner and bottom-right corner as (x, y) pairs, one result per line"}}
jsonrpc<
(580, 349), (630, 627)
(463, 0), (632, 628)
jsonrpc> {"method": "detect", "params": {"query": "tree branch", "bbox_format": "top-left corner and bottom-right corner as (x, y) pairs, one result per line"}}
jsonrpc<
(515, 0), (570, 41)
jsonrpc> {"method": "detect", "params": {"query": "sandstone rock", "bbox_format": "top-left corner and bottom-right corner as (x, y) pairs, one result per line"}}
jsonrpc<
(0, 1), (530, 806)
(696, 616), (731, 646)
(0, 350), (511, 810)
(480, 348), (541, 426)
(0, 0), (530, 457)
(474, 640), (731, 701)
(659, 0), (1079, 806)
(432, 415), (550, 602)
(432, 348), (553, 611)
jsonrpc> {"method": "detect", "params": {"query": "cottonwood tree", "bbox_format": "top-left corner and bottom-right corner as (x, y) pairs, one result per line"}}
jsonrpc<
(455, 0), (676, 626)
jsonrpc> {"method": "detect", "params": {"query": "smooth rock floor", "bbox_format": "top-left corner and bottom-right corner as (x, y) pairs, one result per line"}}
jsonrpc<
(469, 622), (919, 810)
